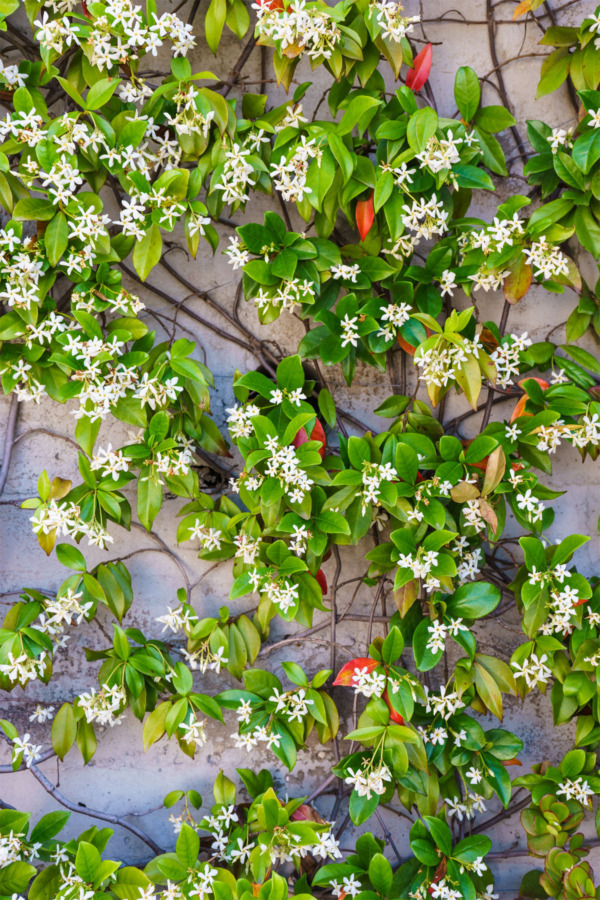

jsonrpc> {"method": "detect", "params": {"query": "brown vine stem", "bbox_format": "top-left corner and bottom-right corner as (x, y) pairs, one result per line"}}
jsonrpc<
(486, 0), (529, 166)
(120, 262), (265, 362)
(481, 299), (512, 430)
(27, 761), (165, 855)
(221, 35), (258, 98)
(0, 748), (56, 774)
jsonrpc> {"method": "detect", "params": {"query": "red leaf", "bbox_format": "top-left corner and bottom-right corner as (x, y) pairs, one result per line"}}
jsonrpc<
(383, 687), (404, 724)
(509, 378), (549, 423)
(291, 803), (325, 822)
(315, 568), (328, 596)
(292, 419), (326, 460)
(356, 191), (375, 241)
(406, 44), (432, 93)
(333, 658), (378, 686)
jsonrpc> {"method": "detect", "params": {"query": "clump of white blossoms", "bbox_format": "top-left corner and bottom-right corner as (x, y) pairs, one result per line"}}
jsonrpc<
(269, 686), (314, 721)
(556, 776), (595, 806)
(446, 791), (487, 821)
(350, 665), (387, 698)
(511, 652), (552, 689)
(31, 499), (113, 549)
(415, 335), (483, 390)
(179, 717), (208, 749)
(330, 875), (362, 898)
(402, 194), (449, 241)
(416, 131), (463, 174)
(156, 604), (199, 634)
(0, 650), (49, 686)
(465, 214), (525, 255)
(540, 578), (583, 637)
(331, 263), (360, 282)
(216, 143), (257, 206)
(255, 278), (316, 313)
(35, 1), (195, 71)
(489, 332), (532, 387)
(377, 301), (411, 340)
(422, 684), (466, 721)
(262, 436), (315, 504)
(371, 0), (420, 41)
(429, 880), (463, 900)
(11, 733), (43, 769)
(271, 137), (320, 203)
(426, 618), (468, 654)
(226, 402), (261, 439)
(77, 683), (127, 727)
(255, 0), (342, 61)
(453, 536), (484, 583)
(345, 761), (392, 799)
(182, 643), (228, 674)
(360, 460), (397, 512)
(187, 519), (224, 552)
(239, 563), (302, 615)
(39, 588), (93, 634)
(397, 548), (441, 593)
(90, 444), (130, 481)
(523, 236), (570, 281)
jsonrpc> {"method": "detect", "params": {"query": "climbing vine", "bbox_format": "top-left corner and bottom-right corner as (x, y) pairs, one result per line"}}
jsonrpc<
(2, 1), (600, 900)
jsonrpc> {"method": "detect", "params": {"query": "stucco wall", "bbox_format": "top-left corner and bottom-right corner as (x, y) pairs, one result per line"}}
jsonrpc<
(2, 0), (600, 893)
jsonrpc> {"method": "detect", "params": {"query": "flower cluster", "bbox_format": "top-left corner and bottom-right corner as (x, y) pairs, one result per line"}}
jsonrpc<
(77, 684), (126, 727)
(35, 2), (195, 70)
(255, 0), (342, 61)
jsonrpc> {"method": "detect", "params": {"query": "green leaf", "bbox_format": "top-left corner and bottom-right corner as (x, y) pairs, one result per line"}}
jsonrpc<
(537, 47), (570, 98)
(0, 861), (36, 894)
(176, 823), (200, 867)
(453, 164), (494, 190)
(424, 816), (452, 856)
(407, 107), (439, 152)
(75, 842), (101, 883)
(453, 834), (491, 863)
(473, 128), (507, 175)
(572, 130), (600, 174)
(45, 211), (68, 266)
(132, 223), (162, 281)
(575, 207), (600, 258)
(473, 105), (516, 133)
(51, 703), (76, 760)
(85, 77), (121, 110)
(368, 854), (393, 894)
(55, 543), (87, 572)
(454, 66), (481, 122)
(447, 582), (500, 619)
(137, 467), (163, 530)
(13, 197), (56, 221)
(30, 811), (70, 843)
(113, 867), (152, 900)
(205, 0), (227, 54)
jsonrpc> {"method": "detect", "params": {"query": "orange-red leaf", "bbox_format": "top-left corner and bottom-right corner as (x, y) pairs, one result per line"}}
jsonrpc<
(406, 43), (432, 93)
(513, 0), (532, 18)
(292, 419), (326, 460)
(315, 568), (328, 596)
(509, 377), (549, 422)
(291, 803), (325, 822)
(383, 687), (404, 724)
(333, 658), (378, 686)
(356, 192), (375, 241)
